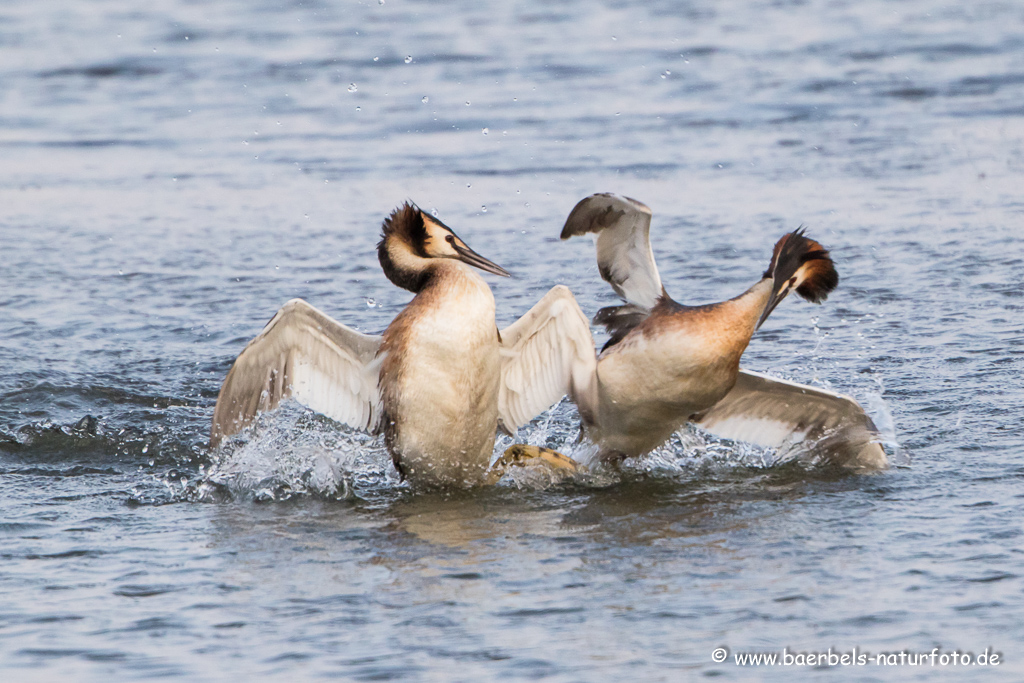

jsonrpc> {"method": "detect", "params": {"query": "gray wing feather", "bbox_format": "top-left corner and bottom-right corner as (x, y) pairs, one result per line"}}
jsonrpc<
(694, 370), (889, 470)
(560, 193), (662, 309)
(210, 299), (382, 446)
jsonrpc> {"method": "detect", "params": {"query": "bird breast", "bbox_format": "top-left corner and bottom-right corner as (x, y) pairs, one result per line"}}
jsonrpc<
(379, 267), (501, 485)
(593, 311), (753, 456)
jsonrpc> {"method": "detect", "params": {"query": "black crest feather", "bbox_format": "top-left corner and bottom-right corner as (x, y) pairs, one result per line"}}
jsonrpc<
(766, 228), (839, 303)
(378, 202), (431, 292)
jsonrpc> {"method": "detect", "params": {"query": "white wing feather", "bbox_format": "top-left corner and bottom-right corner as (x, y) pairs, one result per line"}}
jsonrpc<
(560, 193), (662, 309)
(694, 370), (889, 470)
(210, 299), (383, 446)
(498, 286), (598, 432)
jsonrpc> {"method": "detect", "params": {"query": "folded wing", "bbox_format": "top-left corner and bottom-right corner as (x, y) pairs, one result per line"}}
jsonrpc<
(498, 285), (598, 433)
(560, 193), (663, 310)
(693, 370), (888, 470)
(210, 298), (383, 446)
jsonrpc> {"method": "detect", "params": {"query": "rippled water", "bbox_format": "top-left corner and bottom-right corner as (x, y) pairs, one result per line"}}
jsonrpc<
(3, 0), (1024, 679)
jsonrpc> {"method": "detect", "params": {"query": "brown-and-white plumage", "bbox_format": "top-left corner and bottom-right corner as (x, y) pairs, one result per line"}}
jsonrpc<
(558, 192), (888, 469)
(210, 202), (595, 487)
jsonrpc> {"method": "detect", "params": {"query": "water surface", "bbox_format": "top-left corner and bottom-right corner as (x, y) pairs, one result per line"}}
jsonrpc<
(2, 0), (1024, 680)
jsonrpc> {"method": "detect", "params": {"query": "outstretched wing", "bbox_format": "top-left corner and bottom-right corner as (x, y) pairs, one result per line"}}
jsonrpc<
(560, 193), (662, 310)
(498, 285), (598, 432)
(693, 370), (889, 470)
(210, 299), (383, 446)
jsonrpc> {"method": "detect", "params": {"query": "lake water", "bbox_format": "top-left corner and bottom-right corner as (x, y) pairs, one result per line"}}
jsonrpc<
(2, 0), (1023, 680)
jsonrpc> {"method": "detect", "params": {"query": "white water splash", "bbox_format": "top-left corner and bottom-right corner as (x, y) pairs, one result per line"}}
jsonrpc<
(198, 401), (394, 501)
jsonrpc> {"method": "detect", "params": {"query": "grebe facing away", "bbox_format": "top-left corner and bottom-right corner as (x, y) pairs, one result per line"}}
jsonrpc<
(211, 202), (592, 487)
(557, 193), (888, 470)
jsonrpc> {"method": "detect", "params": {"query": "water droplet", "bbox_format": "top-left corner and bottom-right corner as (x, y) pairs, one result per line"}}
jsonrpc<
(366, 298), (376, 307)
(611, 36), (617, 41)
(347, 83), (358, 93)
(466, 183), (471, 188)
(482, 128), (489, 135)
(481, 206), (487, 213)
(465, 100), (471, 106)
(421, 96), (429, 103)
(373, 56), (379, 62)
(404, 55), (412, 63)
(142, 444), (149, 454)
(431, 209), (439, 217)
(378, 0), (385, 4)
(661, 70), (671, 78)
(355, 106), (361, 111)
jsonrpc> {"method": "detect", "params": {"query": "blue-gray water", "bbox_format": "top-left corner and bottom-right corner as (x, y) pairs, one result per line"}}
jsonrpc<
(2, 0), (1023, 680)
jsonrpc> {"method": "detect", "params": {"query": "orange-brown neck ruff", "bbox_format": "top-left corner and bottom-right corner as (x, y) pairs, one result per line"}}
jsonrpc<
(765, 230), (839, 303)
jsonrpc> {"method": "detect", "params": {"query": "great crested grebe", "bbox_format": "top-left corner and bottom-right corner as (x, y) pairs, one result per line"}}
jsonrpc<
(210, 202), (592, 487)
(549, 193), (888, 469)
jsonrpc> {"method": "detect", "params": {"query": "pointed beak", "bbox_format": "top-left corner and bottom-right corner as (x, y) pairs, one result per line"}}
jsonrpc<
(756, 282), (794, 330)
(755, 294), (783, 330)
(453, 242), (511, 277)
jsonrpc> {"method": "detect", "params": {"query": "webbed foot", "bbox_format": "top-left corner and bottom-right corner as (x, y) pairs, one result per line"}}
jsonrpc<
(485, 444), (580, 485)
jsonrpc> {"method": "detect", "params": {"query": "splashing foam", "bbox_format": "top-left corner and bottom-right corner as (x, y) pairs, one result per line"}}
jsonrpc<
(860, 390), (907, 466)
(194, 390), (898, 501)
(198, 401), (395, 502)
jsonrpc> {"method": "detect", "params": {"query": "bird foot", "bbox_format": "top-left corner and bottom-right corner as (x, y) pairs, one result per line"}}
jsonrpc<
(485, 444), (580, 485)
